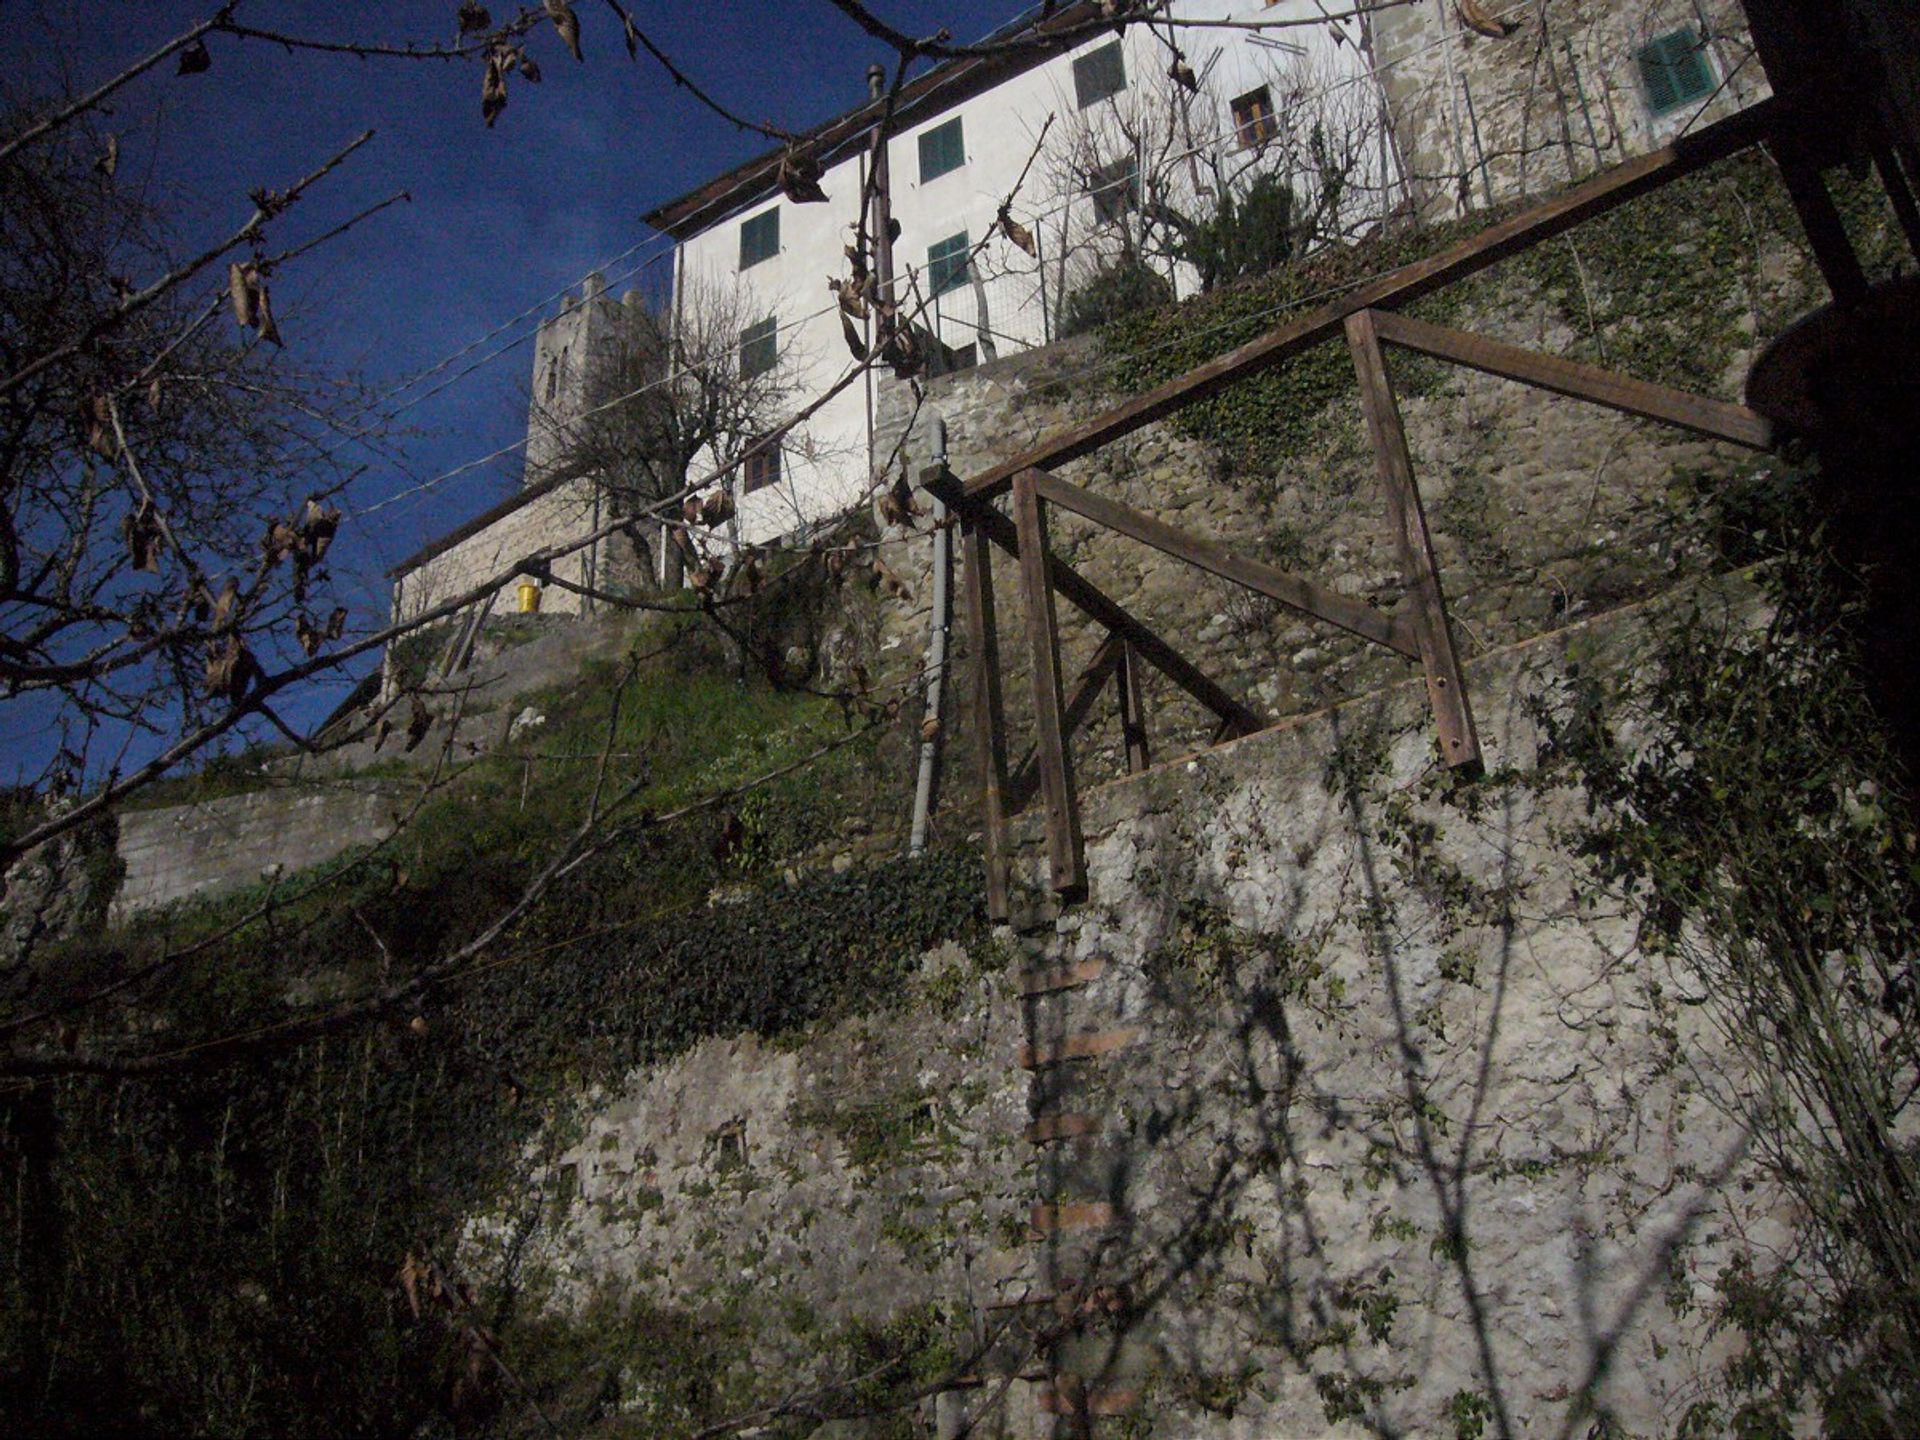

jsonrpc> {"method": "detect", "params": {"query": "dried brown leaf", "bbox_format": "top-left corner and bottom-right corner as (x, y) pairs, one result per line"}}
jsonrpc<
(482, 52), (509, 126)
(546, 0), (583, 61)
(405, 697), (432, 751)
(210, 575), (239, 631)
(123, 499), (161, 573)
(253, 278), (283, 347)
(204, 634), (259, 704)
(996, 205), (1037, 258)
(1456, 0), (1521, 38)
(778, 149), (827, 204)
(840, 309), (867, 361)
(300, 497), (341, 562)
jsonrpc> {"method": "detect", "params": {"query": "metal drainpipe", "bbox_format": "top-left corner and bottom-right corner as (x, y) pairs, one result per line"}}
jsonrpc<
(909, 417), (952, 857)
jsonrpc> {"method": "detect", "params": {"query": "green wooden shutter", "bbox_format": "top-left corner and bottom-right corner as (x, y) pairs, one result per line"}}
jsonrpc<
(1073, 41), (1126, 109)
(739, 209), (779, 269)
(919, 118), (965, 182)
(1638, 27), (1713, 115)
(739, 316), (778, 377)
(927, 232), (970, 296)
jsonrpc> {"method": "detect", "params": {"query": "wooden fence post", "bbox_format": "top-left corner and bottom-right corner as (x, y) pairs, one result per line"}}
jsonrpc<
(960, 508), (1011, 921)
(1345, 310), (1482, 773)
(1011, 469), (1084, 893)
(1770, 141), (1870, 304)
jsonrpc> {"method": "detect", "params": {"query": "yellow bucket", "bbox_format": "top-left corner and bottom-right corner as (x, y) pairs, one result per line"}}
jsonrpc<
(516, 581), (541, 614)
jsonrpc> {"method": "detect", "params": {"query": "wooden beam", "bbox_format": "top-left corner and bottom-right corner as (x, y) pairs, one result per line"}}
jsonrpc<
(1007, 631), (1125, 814)
(962, 500), (1266, 738)
(1118, 641), (1150, 774)
(1012, 470), (1084, 894)
(1346, 311), (1482, 772)
(1028, 470), (1421, 655)
(1876, 146), (1920, 258)
(931, 97), (1783, 507)
(960, 513), (1011, 922)
(1770, 139), (1871, 304)
(1366, 309), (1775, 450)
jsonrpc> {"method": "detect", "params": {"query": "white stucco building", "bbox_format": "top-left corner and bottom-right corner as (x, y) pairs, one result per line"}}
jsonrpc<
(388, 0), (1763, 618)
(644, 0), (1384, 547)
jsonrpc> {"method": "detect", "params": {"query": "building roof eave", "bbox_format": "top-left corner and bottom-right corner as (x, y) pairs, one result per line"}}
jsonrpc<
(641, 1), (1106, 241)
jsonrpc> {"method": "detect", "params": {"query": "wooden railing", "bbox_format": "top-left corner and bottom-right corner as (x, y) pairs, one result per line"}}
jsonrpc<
(928, 90), (1917, 917)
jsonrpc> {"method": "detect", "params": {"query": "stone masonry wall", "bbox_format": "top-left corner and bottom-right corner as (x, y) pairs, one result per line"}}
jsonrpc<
(392, 476), (620, 626)
(1371, 0), (1764, 219)
(472, 579), (1789, 1436)
(463, 937), (1049, 1434)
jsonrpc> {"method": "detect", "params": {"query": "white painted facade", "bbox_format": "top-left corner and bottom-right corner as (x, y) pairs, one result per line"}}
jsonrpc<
(655, 0), (1381, 547)
(390, 0), (1769, 620)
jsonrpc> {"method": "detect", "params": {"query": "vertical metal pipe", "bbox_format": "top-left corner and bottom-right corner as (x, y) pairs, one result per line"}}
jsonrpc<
(909, 418), (952, 856)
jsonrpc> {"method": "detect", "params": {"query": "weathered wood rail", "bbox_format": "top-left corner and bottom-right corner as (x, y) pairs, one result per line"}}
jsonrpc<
(928, 89), (1915, 916)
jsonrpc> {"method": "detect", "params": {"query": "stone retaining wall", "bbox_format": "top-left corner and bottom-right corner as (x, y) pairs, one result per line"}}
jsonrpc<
(472, 580), (1787, 1436)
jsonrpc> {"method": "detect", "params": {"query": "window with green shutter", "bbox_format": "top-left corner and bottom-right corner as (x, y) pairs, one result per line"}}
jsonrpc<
(919, 117), (965, 182)
(1073, 41), (1126, 109)
(1636, 27), (1714, 116)
(739, 316), (777, 377)
(739, 208), (779, 269)
(927, 232), (970, 297)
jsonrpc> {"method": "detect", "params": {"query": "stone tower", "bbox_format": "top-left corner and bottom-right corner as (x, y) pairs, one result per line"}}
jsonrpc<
(525, 270), (627, 484)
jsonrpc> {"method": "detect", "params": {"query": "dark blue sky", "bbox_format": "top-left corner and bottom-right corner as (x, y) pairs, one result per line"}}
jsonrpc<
(2, 1), (1019, 768)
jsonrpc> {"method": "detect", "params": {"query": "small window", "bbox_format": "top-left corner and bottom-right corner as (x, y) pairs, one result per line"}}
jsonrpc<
(1636, 27), (1714, 116)
(739, 316), (777, 377)
(931, 340), (978, 377)
(739, 208), (779, 269)
(1088, 156), (1138, 224)
(1231, 86), (1278, 148)
(1073, 41), (1126, 109)
(743, 437), (782, 494)
(918, 117), (966, 182)
(926, 232), (971, 297)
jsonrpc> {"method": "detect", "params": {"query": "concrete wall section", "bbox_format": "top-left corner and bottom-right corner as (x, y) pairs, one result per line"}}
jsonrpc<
(112, 785), (400, 917)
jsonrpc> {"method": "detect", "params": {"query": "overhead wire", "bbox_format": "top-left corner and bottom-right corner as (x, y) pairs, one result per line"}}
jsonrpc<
(354, 0), (1544, 519)
(358, 0), (1723, 558)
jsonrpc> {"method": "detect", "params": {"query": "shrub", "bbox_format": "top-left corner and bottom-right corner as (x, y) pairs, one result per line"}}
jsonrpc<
(1059, 254), (1174, 338)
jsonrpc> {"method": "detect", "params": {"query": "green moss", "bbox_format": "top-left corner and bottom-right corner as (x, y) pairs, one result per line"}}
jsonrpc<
(0, 610), (980, 1438)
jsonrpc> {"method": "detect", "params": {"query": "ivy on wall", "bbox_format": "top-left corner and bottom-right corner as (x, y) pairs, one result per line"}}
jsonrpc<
(1091, 151), (1905, 489)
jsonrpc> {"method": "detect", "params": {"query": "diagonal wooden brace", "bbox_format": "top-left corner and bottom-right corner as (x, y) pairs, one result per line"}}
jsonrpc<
(1365, 309), (1775, 450)
(1346, 310), (1482, 773)
(960, 496), (1266, 739)
(1028, 469), (1420, 656)
(1007, 631), (1125, 814)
